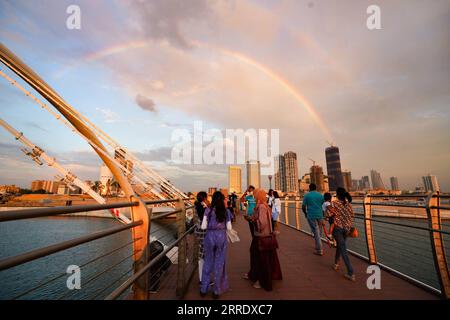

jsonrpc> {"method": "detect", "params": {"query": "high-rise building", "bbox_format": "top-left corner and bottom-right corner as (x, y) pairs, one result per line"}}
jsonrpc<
(422, 175), (440, 192)
(342, 170), (352, 191)
(246, 160), (261, 189)
(361, 176), (371, 190)
(390, 177), (400, 191)
(310, 164), (325, 192)
(370, 170), (386, 190)
(325, 146), (344, 191)
(274, 154), (286, 192)
(228, 166), (242, 193)
(284, 151), (299, 194)
(352, 179), (360, 191)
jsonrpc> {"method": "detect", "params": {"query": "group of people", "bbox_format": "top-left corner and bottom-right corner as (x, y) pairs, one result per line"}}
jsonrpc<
(193, 183), (355, 299)
(302, 183), (356, 281)
(194, 187), (283, 298)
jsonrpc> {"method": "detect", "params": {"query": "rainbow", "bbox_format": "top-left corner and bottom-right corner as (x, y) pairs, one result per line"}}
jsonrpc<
(56, 39), (333, 140)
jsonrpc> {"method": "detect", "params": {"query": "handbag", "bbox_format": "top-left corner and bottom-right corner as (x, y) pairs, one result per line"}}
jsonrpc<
(347, 226), (358, 238)
(227, 228), (240, 243)
(257, 207), (279, 251)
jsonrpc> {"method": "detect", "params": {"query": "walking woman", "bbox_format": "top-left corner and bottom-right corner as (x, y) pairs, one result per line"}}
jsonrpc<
(244, 189), (282, 291)
(200, 191), (232, 298)
(271, 191), (281, 234)
(328, 187), (355, 281)
(194, 191), (209, 283)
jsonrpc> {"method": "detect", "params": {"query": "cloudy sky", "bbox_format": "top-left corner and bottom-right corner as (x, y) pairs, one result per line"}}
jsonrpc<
(0, 0), (449, 192)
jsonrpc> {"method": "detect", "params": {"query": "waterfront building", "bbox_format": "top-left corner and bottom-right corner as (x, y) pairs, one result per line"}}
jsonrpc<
(361, 176), (371, 190)
(246, 160), (261, 189)
(31, 180), (45, 192)
(342, 170), (352, 191)
(370, 170), (386, 190)
(284, 151), (299, 194)
(325, 146), (344, 191)
(390, 176), (400, 191)
(422, 174), (440, 192)
(228, 166), (242, 193)
(310, 164), (325, 192)
(274, 154), (286, 192)
(0, 185), (20, 194)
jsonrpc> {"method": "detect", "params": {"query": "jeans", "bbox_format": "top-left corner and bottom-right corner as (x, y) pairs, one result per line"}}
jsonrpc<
(333, 227), (354, 276)
(307, 217), (323, 252)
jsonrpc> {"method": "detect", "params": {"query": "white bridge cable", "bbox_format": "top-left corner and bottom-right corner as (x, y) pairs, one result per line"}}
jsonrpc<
(0, 116), (133, 223)
(0, 67), (186, 201)
(0, 69), (167, 201)
(0, 53), (169, 199)
(0, 117), (105, 204)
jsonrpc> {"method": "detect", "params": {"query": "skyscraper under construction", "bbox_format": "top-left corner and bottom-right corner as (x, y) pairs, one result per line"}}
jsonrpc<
(325, 145), (344, 191)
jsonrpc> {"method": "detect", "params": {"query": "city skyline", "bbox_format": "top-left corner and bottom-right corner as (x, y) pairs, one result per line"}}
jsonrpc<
(0, 1), (449, 192)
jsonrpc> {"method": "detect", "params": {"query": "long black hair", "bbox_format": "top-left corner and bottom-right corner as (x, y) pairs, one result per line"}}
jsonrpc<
(273, 190), (279, 199)
(211, 191), (226, 223)
(194, 191), (208, 220)
(336, 187), (347, 204)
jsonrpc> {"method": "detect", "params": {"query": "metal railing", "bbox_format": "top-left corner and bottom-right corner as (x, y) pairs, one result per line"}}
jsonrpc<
(279, 192), (450, 299)
(0, 197), (196, 300)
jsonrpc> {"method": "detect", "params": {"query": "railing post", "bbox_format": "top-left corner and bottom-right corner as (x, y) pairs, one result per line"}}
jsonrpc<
(284, 196), (289, 225)
(295, 196), (301, 230)
(426, 192), (450, 299)
(131, 199), (151, 300)
(175, 198), (187, 297)
(363, 194), (377, 264)
(133, 205), (151, 300)
(191, 205), (199, 269)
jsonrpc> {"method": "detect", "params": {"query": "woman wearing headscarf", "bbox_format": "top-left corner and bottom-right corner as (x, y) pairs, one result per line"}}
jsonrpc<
(243, 189), (282, 290)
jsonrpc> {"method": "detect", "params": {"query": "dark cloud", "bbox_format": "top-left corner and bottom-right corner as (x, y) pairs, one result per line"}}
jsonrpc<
(135, 94), (157, 113)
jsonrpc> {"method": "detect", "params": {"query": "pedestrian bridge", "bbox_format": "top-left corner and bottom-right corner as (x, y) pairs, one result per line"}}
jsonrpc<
(0, 43), (448, 300)
(152, 211), (437, 300)
(0, 195), (447, 300)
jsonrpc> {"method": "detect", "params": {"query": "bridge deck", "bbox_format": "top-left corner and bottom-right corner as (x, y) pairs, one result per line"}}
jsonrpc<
(152, 213), (437, 300)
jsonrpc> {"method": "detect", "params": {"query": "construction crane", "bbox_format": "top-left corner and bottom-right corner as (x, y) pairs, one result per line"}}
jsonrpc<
(0, 118), (131, 224)
(308, 158), (317, 166)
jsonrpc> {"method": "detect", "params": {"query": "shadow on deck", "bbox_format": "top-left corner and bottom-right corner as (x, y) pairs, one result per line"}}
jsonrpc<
(151, 213), (438, 300)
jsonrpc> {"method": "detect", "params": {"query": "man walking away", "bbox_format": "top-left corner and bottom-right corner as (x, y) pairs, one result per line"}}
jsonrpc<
(302, 184), (325, 255)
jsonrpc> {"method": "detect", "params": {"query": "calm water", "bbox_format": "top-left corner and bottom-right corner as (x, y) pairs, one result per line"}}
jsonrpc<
(280, 203), (450, 291)
(0, 216), (176, 300)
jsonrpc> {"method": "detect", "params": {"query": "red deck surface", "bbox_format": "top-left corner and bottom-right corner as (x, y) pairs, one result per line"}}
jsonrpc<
(152, 214), (438, 300)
